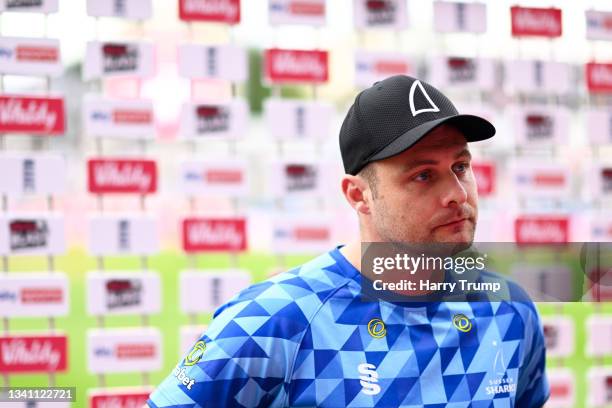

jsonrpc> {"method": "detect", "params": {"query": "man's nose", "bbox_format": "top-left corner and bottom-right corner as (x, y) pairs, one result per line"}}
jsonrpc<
(440, 172), (468, 207)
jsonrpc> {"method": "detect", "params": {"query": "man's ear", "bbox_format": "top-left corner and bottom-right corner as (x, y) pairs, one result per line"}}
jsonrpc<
(341, 175), (371, 215)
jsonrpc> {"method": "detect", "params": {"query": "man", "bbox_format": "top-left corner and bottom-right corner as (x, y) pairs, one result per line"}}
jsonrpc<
(147, 75), (549, 407)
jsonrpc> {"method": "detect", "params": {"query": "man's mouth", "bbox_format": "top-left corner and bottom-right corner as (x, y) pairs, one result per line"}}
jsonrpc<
(436, 217), (470, 229)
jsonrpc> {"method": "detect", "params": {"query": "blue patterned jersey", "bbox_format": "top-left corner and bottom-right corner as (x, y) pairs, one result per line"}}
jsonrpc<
(148, 247), (549, 408)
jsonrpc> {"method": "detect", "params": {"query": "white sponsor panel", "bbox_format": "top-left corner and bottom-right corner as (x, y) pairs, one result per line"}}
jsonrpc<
(87, 328), (162, 374)
(509, 160), (571, 199)
(264, 98), (333, 140)
(271, 214), (334, 254)
(586, 10), (612, 41)
(179, 325), (207, 357)
(587, 366), (612, 407)
(0, 37), (62, 76)
(354, 50), (414, 88)
(179, 270), (252, 313)
(83, 41), (154, 81)
(86, 271), (161, 316)
(0, 0), (58, 13)
(179, 158), (249, 197)
(433, 1), (486, 33)
(584, 161), (612, 200)
(541, 317), (574, 358)
(586, 315), (612, 357)
(268, 159), (326, 197)
(82, 94), (155, 139)
(428, 56), (495, 91)
(268, 0), (326, 26)
(0, 153), (65, 196)
(586, 109), (612, 146)
(590, 214), (612, 241)
(0, 214), (64, 256)
(505, 60), (571, 94)
(88, 215), (158, 256)
(546, 368), (575, 408)
(509, 105), (570, 146)
(509, 264), (573, 301)
(178, 43), (247, 82)
(353, 0), (408, 30)
(0, 273), (68, 318)
(180, 99), (247, 139)
(86, 0), (153, 19)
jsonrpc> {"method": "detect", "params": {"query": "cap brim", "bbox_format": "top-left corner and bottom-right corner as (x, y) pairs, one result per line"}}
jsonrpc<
(368, 114), (496, 162)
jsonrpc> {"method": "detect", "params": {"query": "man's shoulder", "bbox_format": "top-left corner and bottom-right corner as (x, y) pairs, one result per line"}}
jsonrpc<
(212, 249), (358, 330)
(478, 269), (543, 327)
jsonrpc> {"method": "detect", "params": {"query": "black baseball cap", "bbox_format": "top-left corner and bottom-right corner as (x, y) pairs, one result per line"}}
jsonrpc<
(339, 75), (495, 175)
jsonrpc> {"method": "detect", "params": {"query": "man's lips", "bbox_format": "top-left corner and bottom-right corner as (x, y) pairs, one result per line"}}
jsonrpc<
(436, 217), (470, 229)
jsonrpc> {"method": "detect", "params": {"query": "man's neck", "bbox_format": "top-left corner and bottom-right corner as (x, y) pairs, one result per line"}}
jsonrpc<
(339, 240), (362, 272)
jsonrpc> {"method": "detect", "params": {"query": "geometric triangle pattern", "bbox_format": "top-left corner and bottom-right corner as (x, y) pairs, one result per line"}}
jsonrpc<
(147, 247), (550, 407)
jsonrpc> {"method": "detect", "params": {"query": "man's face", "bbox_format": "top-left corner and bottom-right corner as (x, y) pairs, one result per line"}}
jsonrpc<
(365, 125), (478, 245)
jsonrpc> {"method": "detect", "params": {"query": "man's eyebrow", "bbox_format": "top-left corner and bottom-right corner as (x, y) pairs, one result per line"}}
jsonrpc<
(401, 148), (472, 172)
(455, 148), (472, 160)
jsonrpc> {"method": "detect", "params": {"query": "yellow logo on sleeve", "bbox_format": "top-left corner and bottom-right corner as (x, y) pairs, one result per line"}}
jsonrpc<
(184, 340), (206, 366)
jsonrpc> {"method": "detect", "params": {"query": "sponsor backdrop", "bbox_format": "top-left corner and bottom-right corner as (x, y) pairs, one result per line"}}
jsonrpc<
(0, 1), (611, 407)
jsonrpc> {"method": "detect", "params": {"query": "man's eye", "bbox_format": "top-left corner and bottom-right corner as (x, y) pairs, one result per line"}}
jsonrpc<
(453, 163), (469, 173)
(414, 171), (431, 182)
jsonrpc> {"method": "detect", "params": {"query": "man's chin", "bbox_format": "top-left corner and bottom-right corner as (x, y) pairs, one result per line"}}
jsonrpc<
(432, 230), (475, 250)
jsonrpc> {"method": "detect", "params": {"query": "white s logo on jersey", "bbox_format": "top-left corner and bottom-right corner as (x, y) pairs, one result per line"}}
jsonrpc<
(358, 363), (381, 395)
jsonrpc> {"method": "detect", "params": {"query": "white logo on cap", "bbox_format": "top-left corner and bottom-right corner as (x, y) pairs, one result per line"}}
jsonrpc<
(409, 80), (440, 116)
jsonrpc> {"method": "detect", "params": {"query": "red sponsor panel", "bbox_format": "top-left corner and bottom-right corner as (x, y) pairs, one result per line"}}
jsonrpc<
(16, 46), (59, 62)
(205, 169), (243, 184)
(113, 109), (153, 124)
(375, 60), (409, 74)
(550, 383), (571, 398)
(178, 0), (240, 24)
(290, 2), (324, 15)
(21, 288), (63, 304)
(116, 343), (156, 359)
(471, 161), (495, 196)
(265, 48), (328, 84)
(87, 158), (157, 194)
(514, 216), (570, 244)
(511, 6), (562, 38)
(0, 95), (65, 135)
(586, 62), (612, 93)
(0, 334), (67, 373)
(294, 227), (330, 241)
(90, 390), (151, 408)
(534, 173), (564, 186)
(182, 217), (247, 253)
